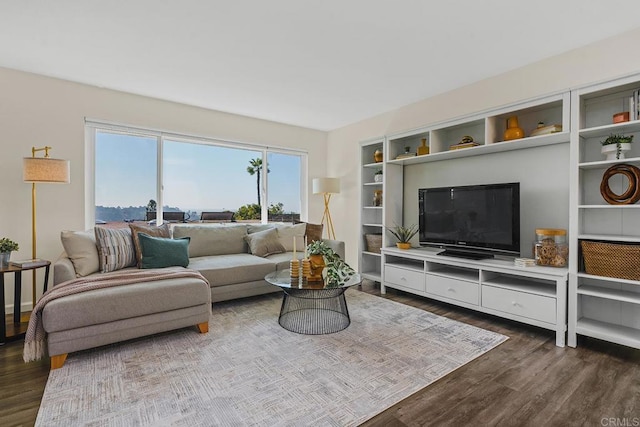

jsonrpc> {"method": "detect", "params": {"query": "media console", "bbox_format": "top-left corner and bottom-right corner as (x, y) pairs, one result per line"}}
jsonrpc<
(381, 246), (568, 347)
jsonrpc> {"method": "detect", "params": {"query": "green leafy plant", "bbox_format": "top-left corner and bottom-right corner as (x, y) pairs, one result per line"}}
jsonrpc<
(0, 238), (19, 253)
(386, 223), (419, 243)
(601, 133), (634, 159)
(306, 240), (355, 286)
(374, 169), (383, 175)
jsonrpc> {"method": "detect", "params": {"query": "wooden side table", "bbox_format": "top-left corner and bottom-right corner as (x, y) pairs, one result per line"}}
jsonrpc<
(0, 261), (51, 344)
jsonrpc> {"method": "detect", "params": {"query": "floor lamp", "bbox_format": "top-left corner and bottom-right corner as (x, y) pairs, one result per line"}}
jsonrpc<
(312, 177), (340, 240)
(23, 146), (70, 308)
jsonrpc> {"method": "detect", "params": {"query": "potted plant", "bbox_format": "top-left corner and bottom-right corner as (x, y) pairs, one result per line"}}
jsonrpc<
(601, 133), (634, 160)
(386, 223), (418, 249)
(306, 240), (355, 285)
(0, 237), (19, 269)
(374, 169), (383, 182)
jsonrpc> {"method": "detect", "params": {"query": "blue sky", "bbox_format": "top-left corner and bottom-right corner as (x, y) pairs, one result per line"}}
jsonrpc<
(95, 132), (301, 213)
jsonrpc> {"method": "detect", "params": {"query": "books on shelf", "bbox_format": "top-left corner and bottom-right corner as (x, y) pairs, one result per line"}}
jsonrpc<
(627, 89), (640, 121)
(514, 258), (536, 268)
(10, 258), (49, 268)
(530, 124), (562, 137)
(449, 142), (480, 151)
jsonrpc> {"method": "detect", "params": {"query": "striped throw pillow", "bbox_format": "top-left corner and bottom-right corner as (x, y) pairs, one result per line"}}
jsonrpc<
(94, 227), (136, 273)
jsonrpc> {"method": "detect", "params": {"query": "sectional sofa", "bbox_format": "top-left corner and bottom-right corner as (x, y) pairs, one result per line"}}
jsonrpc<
(43, 222), (344, 368)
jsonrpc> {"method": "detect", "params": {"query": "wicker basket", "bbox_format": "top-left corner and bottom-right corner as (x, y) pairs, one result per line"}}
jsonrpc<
(365, 234), (382, 254)
(581, 240), (640, 281)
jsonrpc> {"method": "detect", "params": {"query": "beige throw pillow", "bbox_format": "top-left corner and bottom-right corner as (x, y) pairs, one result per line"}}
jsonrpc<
(244, 228), (286, 257)
(60, 229), (100, 277)
(276, 223), (307, 251)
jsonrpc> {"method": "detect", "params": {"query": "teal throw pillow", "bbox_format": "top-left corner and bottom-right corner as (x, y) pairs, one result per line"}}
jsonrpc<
(138, 233), (190, 269)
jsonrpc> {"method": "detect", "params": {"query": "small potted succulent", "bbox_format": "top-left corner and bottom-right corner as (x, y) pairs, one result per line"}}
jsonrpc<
(374, 169), (383, 182)
(601, 134), (634, 160)
(0, 237), (19, 269)
(386, 223), (419, 249)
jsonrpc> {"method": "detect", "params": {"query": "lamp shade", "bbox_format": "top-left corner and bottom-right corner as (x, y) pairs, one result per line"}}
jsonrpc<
(313, 177), (340, 194)
(23, 157), (70, 183)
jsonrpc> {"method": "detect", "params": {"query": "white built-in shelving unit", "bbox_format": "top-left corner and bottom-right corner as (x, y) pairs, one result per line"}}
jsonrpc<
(358, 138), (385, 282)
(568, 74), (640, 349)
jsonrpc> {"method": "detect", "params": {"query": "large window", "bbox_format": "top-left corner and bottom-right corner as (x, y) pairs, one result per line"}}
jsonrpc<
(88, 123), (306, 227)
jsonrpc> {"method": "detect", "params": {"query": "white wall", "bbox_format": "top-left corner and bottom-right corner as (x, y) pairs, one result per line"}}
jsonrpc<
(328, 27), (640, 268)
(0, 67), (328, 310)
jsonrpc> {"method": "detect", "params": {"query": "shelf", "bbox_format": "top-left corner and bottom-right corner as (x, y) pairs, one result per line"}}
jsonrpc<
(578, 157), (640, 169)
(577, 284), (640, 304)
(577, 272), (640, 286)
(579, 120), (640, 139)
(362, 223), (383, 227)
(362, 251), (381, 257)
(482, 276), (555, 297)
(578, 234), (640, 243)
(578, 204), (640, 209)
(363, 162), (384, 168)
(427, 266), (478, 282)
(386, 132), (568, 165)
(363, 182), (383, 186)
(361, 271), (382, 282)
(575, 318), (640, 349)
(385, 260), (424, 272)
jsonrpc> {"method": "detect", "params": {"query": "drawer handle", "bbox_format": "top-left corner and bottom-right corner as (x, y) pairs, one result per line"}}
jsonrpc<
(447, 287), (455, 292)
(511, 301), (522, 307)
(400, 276), (407, 281)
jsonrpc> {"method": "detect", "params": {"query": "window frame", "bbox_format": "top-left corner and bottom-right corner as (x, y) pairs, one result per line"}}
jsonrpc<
(85, 119), (308, 228)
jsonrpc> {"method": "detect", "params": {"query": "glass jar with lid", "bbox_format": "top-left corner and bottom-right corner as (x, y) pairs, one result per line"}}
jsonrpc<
(533, 228), (568, 267)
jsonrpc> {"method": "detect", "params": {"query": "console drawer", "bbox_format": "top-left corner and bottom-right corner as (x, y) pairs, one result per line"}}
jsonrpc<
(385, 265), (424, 292)
(426, 274), (478, 305)
(482, 285), (556, 324)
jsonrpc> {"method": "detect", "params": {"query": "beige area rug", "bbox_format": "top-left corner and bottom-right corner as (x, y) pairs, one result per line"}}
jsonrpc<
(36, 290), (507, 426)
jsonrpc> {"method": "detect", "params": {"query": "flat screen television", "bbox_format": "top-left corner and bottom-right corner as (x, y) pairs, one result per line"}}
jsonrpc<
(418, 182), (520, 259)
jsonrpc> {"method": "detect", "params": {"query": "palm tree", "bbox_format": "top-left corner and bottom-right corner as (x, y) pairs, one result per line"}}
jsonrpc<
(246, 158), (270, 206)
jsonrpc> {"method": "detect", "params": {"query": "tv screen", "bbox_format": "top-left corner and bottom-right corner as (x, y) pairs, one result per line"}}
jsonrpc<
(418, 182), (520, 258)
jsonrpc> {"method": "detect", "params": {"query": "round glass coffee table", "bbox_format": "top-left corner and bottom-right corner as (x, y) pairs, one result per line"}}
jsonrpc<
(264, 269), (362, 335)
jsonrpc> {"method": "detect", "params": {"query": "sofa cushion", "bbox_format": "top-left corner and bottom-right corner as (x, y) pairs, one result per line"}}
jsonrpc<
(129, 223), (170, 267)
(265, 252), (303, 271)
(276, 223), (307, 251)
(94, 227), (136, 273)
(172, 224), (248, 257)
(42, 276), (210, 333)
(188, 254), (276, 287)
(139, 234), (190, 269)
(60, 229), (100, 277)
(244, 228), (286, 257)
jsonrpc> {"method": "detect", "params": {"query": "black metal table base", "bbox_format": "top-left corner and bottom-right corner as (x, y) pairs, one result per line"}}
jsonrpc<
(278, 288), (350, 334)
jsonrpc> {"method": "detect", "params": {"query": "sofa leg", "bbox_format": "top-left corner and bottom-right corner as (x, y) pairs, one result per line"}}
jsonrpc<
(51, 354), (68, 370)
(196, 322), (209, 333)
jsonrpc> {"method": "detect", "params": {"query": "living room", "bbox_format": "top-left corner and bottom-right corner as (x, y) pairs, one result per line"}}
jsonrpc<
(2, 2), (640, 426)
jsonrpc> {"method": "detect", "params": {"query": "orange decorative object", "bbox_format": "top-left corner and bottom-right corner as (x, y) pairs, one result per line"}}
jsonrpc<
(373, 149), (383, 163)
(504, 116), (524, 141)
(417, 138), (429, 156)
(613, 112), (630, 123)
(308, 254), (325, 281)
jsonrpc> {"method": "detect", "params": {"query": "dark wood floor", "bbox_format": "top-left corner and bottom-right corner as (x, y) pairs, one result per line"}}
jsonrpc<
(1, 281), (639, 426)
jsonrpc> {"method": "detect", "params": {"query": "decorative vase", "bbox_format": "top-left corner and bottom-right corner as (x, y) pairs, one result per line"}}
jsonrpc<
(601, 143), (631, 160)
(396, 242), (411, 250)
(308, 254), (325, 281)
(373, 149), (383, 163)
(374, 172), (383, 182)
(0, 252), (10, 269)
(504, 116), (524, 141)
(417, 138), (429, 156)
(373, 190), (383, 206)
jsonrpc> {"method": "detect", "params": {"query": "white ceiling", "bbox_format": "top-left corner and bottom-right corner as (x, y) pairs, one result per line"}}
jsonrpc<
(2, 1), (640, 131)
